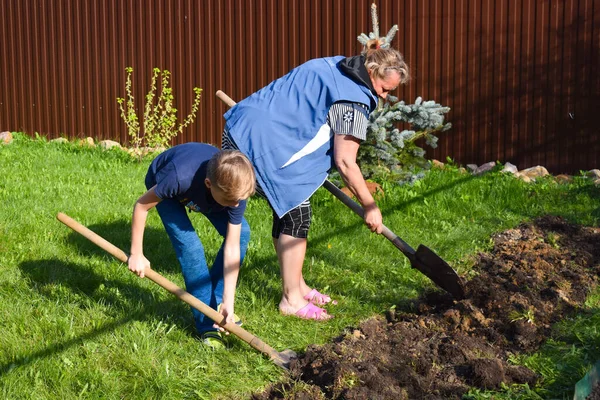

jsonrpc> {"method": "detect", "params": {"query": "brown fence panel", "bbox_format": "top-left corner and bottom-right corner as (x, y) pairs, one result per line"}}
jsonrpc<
(0, 0), (598, 174)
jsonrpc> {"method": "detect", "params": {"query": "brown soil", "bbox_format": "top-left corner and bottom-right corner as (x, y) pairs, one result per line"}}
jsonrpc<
(252, 216), (600, 399)
(589, 384), (600, 400)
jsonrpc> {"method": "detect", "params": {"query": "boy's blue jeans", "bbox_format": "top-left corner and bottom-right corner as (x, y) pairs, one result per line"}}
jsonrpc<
(155, 199), (250, 334)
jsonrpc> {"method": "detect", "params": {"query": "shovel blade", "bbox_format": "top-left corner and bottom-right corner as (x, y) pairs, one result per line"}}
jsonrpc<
(411, 245), (466, 299)
(272, 349), (298, 370)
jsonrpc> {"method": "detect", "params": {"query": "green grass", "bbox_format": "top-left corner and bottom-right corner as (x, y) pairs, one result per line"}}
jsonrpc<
(1, 133), (599, 399)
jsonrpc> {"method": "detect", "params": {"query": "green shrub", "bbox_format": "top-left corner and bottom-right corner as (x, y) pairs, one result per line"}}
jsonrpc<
(117, 67), (203, 153)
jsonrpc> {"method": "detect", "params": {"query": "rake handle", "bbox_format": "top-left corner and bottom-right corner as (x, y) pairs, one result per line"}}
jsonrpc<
(56, 212), (286, 365)
(216, 90), (415, 256)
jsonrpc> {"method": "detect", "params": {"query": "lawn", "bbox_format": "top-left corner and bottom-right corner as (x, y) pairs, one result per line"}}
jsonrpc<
(1, 133), (599, 399)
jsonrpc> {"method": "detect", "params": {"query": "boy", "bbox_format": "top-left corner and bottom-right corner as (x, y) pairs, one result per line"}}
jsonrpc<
(127, 143), (255, 348)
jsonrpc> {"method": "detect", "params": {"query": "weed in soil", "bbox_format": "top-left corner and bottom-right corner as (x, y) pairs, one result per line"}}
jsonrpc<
(252, 216), (600, 399)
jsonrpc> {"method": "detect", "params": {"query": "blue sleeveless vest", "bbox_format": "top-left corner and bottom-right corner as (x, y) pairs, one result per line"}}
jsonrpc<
(224, 56), (377, 217)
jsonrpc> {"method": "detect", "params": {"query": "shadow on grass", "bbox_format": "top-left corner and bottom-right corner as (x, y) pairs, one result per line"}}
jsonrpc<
(52, 173), (479, 312)
(2, 258), (195, 377)
(311, 173), (477, 251)
(576, 183), (600, 222)
(63, 217), (287, 307)
(64, 220), (181, 275)
(48, 173), (487, 335)
(300, 174), (478, 300)
(217, 174), (480, 306)
(0, 313), (138, 377)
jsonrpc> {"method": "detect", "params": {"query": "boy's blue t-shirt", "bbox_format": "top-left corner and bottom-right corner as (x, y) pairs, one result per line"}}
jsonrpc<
(145, 143), (247, 225)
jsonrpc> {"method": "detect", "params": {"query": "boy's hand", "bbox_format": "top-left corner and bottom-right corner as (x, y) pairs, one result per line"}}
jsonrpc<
(213, 303), (234, 335)
(128, 253), (151, 278)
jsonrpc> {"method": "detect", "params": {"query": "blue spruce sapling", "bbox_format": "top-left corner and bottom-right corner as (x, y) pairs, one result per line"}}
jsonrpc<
(340, 3), (453, 185)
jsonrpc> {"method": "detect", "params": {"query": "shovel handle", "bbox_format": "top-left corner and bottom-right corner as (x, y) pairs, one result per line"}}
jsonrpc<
(56, 213), (288, 366)
(216, 90), (236, 107)
(215, 90), (416, 257)
(321, 181), (416, 256)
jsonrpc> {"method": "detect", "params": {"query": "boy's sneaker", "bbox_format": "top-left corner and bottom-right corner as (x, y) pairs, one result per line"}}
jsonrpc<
(200, 331), (226, 350)
(217, 304), (243, 326)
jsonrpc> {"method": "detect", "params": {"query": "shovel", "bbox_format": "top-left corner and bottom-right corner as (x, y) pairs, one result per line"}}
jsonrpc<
(216, 90), (466, 299)
(322, 180), (466, 299)
(56, 212), (297, 369)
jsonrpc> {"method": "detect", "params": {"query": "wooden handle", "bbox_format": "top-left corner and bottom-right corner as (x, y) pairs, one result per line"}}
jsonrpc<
(322, 180), (415, 256)
(56, 212), (283, 361)
(216, 90), (236, 107)
(322, 180), (365, 218)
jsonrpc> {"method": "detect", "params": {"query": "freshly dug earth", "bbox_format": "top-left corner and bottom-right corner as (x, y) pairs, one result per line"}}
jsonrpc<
(589, 384), (600, 400)
(252, 216), (600, 399)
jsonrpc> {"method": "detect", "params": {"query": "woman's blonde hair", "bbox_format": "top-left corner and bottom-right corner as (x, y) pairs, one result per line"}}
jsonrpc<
(363, 38), (410, 84)
(206, 150), (256, 201)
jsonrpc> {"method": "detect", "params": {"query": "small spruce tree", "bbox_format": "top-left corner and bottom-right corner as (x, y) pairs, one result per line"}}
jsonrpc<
(358, 95), (452, 184)
(336, 3), (452, 185)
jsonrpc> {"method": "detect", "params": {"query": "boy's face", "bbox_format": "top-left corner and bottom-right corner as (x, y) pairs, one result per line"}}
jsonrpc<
(204, 178), (240, 208)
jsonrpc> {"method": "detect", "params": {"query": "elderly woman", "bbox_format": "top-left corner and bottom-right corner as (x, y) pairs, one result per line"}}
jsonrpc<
(222, 39), (410, 320)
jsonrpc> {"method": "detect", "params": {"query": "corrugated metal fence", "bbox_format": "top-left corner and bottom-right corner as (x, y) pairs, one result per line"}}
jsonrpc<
(0, 0), (598, 174)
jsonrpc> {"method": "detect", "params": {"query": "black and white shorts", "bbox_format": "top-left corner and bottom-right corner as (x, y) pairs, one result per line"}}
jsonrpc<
(222, 128), (312, 239)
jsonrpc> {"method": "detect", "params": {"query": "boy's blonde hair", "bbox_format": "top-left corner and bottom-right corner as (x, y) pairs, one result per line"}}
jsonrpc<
(363, 38), (410, 84)
(206, 150), (256, 201)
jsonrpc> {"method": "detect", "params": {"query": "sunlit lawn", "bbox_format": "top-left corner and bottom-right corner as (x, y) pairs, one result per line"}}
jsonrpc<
(1, 133), (599, 399)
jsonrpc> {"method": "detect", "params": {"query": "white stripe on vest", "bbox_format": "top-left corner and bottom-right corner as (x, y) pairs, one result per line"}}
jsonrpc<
(280, 124), (332, 168)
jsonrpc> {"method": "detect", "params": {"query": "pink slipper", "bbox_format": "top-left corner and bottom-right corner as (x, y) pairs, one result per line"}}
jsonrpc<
(303, 289), (338, 306)
(286, 302), (332, 321)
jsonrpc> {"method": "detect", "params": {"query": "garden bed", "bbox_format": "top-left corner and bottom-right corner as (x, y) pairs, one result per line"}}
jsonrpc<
(589, 385), (600, 400)
(253, 215), (600, 399)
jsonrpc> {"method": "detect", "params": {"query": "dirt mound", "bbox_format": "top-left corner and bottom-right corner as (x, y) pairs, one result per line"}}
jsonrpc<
(252, 216), (600, 399)
(589, 384), (600, 400)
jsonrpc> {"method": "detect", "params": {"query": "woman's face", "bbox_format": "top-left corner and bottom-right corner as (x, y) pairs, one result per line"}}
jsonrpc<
(368, 70), (401, 99)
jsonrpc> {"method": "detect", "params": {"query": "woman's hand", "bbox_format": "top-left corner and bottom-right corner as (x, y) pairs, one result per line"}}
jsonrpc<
(334, 135), (384, 235)
(363, 203), (383, 234)
(128, 253), (151, 278)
